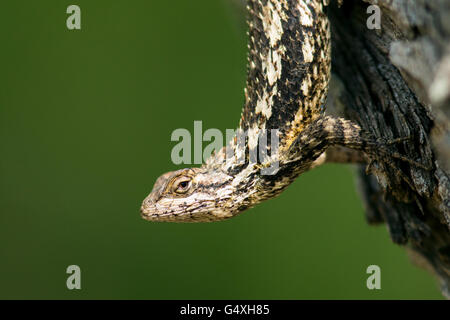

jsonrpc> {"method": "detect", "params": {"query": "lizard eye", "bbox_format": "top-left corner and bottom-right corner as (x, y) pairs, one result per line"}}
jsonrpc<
(172, 177), (192, 194)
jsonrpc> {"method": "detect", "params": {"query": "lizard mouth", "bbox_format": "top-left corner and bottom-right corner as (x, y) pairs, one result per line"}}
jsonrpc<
(140, 203), (180, 222)
(140, 208), (164, 221)
(140, 206), (149, 218)
(140, 202), (157, 220)
(140, 209), (186, 222)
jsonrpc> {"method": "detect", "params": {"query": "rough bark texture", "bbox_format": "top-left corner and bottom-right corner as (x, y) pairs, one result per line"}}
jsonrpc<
(328, 0), (450, 297)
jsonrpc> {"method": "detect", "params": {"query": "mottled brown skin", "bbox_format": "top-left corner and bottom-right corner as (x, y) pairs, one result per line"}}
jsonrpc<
(141, 0), (429, 222)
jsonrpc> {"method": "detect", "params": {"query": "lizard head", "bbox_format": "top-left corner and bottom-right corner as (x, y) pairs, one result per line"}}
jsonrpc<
(140, 167), (237, 222)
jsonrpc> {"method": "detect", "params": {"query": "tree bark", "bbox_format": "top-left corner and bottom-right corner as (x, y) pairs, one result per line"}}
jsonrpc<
(328, 0), (450, 297)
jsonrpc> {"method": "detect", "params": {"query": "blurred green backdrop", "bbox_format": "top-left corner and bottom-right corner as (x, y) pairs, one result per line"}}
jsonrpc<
(0, 0), (442, 299)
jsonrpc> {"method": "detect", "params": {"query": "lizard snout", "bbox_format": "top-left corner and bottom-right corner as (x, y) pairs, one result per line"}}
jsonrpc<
(140, 195), (156, 217)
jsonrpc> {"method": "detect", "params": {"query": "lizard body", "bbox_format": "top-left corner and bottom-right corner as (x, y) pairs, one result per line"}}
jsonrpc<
(140, 0), (428, 222)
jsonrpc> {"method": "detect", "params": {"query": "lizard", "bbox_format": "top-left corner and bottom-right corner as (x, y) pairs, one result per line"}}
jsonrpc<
(140, 0), (430, 222)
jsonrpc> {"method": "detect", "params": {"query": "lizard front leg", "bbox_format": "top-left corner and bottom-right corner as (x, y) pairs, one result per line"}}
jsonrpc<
(288, 115), (431, 171)
(312, 146), (367, 168)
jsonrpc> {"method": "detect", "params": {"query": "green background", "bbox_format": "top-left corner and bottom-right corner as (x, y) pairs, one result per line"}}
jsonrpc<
(0, 0), (442, 299)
